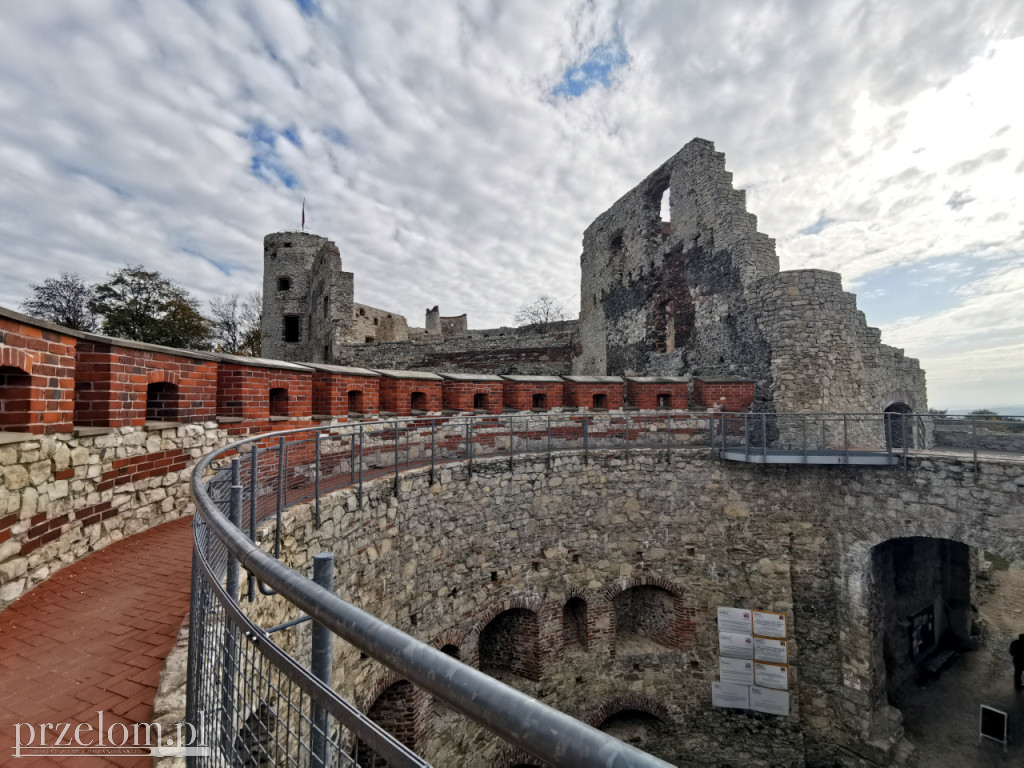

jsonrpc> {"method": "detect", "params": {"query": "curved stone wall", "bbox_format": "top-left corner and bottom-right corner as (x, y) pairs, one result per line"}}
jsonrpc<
(244, 450), (1024, 766)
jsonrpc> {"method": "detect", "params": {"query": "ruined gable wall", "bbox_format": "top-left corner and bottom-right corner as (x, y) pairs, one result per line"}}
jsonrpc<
(349, 303), (411, 344)
(575, 139), (779, 407)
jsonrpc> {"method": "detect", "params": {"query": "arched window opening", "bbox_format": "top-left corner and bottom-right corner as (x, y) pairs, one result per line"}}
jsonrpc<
(532, 393), (546, 410)
(592, 393), (608, 410)
(884, 402), (915, 449)
(563, 597), (588, 651)
(473, 393), (487, 411)
(373, 317), (379, 326)
(479, 608), (540, 680)
(440, 644), (460, 661)
(146, 381), (179, 422)
(656, 393), (671, 409)
(410, 392), (427, 413)
(358, 308), (366, 317)
(613, 585), (676, 652)
(347, 390), (364, 414)
(598, 709), (665, 748)
(660, 186), (671, 233)
(0, 366), (33, 433)
(277, 276), (291, 291)
(360, 680), (417, 759)
(269, 388), (289, 418)
(322, 296), (329, 316)
(282, 315), (300, 343)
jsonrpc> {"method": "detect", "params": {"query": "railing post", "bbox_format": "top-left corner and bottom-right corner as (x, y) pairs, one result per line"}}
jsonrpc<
(802, 414), (808, 464)
(624, 414), (630, 462)
(902, 413), (908, 470)
(667, 414), (672, 465)
(314, 430), (322, 528)
(972, 419), (979, 472)
(721, 412), (726, 452)
(248, 445), (258, 602)
(357, 423), (363, 507)
(468, 416), (474, 478)
(509, 414), (514, 471)
(393, 421), (400, 496)
(546, 414), (552, 469)
(220, 459), (243, 756)
(744, 414), (750, 462)
(583, 414), (589, 465)
(275, 437), (285, 559)
(430, 419), (436, 484)
(843, 415), (849, 465)
(761, 412), (767, 462)
(350, 431), (356, 485)
(310, 552), (335, 768)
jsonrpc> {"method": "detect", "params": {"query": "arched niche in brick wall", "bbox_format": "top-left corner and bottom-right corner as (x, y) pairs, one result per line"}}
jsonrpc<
(146, 381), (179, 422)
(269, 387), (289, 417)
(362, 679), (419, 756)
(611, 585), (677, 652)
(562, 597), (588, 651)
(0, 364), (36, 434)
(478, 608), (541, 681)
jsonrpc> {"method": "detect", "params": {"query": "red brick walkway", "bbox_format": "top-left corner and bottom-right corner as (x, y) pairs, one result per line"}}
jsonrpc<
(0, 516), (194, 766)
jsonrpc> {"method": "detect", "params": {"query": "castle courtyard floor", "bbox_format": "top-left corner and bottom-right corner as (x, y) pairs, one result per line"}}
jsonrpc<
(0, 516), (193, 767)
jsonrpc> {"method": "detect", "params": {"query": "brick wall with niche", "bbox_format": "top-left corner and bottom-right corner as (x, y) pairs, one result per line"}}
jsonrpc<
(691, 376), (755, 411)
(376, 370), (443, 416)
(440, 373), (504, 414)
(217, 355), (313, 425)
(625, 377), (689, 410)
(501, 375), (565, 412)
(0, 311), (76, 435)
(73, 337), (218, 428)
(307, 364), (380, 419)
(562, 376), (624, 410)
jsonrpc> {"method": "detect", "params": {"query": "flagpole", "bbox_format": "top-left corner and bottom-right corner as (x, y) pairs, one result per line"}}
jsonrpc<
(302, 198), (305, 232)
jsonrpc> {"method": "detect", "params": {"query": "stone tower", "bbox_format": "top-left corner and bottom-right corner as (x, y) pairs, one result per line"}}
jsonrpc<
(261, 231), (354, 363)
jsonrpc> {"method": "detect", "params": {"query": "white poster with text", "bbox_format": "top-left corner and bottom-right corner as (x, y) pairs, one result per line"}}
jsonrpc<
(754, 662), (790, 691)
(750, 685), (790, 716)
(719, 631), (754, 659)
(712, 682), (750, 710)
(717, 606), (753, 634)
(754, 637), (789, 664)
(719, 656), (754, 685)
(752, 610), (788, 639)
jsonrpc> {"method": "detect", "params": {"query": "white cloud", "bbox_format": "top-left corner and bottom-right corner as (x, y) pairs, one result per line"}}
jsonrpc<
(0, 0), (1021, 409)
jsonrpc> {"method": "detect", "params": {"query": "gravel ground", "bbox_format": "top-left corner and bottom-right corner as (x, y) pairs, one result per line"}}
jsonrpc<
(896, 563), (1024, 767)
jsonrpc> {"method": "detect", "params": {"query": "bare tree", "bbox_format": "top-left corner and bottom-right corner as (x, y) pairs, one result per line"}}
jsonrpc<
(513, 294), (572, 333)
(20, 272), (97, 331)
(210, 291), (262, 356)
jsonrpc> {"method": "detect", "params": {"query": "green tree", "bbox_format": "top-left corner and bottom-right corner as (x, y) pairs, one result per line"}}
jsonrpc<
(20, 272), (98, 331)
(89, 265), (211, 350)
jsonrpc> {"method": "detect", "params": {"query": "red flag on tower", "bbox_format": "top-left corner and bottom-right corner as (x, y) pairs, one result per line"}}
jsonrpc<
(302, 198), (305, 231)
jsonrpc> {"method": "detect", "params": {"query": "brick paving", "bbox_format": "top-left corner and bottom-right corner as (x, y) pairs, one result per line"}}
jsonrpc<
(0, 516), (193, 767)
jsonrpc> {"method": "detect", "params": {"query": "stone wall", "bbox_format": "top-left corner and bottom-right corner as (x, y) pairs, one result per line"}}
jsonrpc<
(0, 422), (225, 609)
(333, 322), (578, 376)
(574, 139), (928, 419)
(240, 449), (1023, 767)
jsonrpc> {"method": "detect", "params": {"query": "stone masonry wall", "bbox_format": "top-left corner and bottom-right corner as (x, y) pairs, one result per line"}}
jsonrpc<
(242, 449), (1023, 767)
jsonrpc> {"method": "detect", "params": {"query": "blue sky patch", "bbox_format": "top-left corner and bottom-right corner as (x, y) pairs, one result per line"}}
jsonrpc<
(282, 127), (302, 147)
(800, 216), (835, 236)
(294, 0), (319, 17)
(849, 254), (1002, 325)
(246, 121), (298, 189)
(553, 38), (629, 99)
(322, 127), (349, 146)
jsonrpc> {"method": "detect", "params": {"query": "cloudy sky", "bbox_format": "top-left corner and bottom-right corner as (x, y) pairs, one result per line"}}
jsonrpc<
(0, 1), (1021, 409)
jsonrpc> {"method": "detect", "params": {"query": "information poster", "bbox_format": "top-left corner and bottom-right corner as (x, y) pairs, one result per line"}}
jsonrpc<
(749, 685), (790, 716)
(754, 637), (788, 664)
(752, 610), (788, 639)
(754, 662), (789, 691)
(712, 682), (750, 710)
(719, 631), (754, 659)
(720, 657), (754, 685)
(717, 606), (753, 634)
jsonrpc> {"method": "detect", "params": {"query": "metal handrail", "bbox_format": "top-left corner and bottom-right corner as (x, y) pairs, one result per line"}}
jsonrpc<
(190, 418), (677, 768)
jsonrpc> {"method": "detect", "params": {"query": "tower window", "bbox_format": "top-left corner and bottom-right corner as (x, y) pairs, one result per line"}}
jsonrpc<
(277, 276), (292, 291)
(283, 315), (300, 343)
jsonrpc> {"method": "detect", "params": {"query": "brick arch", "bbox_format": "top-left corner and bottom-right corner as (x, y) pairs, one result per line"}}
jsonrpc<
(603, 574), (685, 602)
(587, 694), (671, 729)
(880, 388), (918, 412)
(146, 370), (180, 386)
(0, 345), (37, 374)
(432, 629), (465, 652)
(471, 595), (543, 637)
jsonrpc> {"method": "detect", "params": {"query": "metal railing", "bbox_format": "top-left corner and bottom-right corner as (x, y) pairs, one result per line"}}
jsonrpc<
(187, 409), (1023, 767)
(188, 411), (691, 767)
